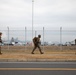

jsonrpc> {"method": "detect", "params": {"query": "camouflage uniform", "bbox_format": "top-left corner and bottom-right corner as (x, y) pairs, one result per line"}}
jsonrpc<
(31, 35), (43, 54)
(0, 32), (2, 54)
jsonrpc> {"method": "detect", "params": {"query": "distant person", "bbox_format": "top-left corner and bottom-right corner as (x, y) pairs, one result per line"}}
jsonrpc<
(0, 32), (2, 54)
(31, 35), (44, 54)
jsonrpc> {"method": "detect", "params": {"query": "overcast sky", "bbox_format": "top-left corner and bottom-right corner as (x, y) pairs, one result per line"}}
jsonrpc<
(0, 0), (76, 30)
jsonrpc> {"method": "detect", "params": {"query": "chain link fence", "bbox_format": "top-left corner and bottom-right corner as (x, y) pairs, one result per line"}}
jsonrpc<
(0, 27), (76, 52)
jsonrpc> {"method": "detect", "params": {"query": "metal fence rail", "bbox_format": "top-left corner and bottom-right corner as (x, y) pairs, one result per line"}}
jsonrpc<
(0, 27), (76, 51)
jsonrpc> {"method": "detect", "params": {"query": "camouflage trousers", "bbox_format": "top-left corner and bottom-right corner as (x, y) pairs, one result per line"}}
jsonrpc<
(32, 43), (42, 54)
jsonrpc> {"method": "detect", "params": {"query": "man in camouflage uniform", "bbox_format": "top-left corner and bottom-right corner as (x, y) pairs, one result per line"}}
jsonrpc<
(31, 35), (44, 54)
(0, 32), (2, 54)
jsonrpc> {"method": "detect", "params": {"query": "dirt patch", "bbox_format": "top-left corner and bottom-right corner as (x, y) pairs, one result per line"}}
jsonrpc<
(0, 46), (76, 61)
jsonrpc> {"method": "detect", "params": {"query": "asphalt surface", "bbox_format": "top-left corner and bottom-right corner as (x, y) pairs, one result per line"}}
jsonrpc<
(0, 62), (76, 75)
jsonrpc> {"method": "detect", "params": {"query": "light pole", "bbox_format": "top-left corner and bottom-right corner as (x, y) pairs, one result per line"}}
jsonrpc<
(32, 0), (34, 40)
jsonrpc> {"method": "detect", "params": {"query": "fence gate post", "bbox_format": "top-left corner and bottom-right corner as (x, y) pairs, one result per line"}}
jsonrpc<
(7, 27), (9, 50)
(25, 27), (27, 50)
(43, 27), (44, 52)
(60, 27), (62, 50)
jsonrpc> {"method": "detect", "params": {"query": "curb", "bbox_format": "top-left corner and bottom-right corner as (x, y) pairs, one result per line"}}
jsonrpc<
(0, 59), (76, 62)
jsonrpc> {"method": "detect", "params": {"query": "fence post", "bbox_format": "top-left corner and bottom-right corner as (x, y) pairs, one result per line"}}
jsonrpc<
(0, 32), (2, 54)
(35, 31), (37, 37)
(25, 27), (27, 50)
(43, 27), (44, 52)
(7, 27), (9, 50)
(60, 27), (62, 50)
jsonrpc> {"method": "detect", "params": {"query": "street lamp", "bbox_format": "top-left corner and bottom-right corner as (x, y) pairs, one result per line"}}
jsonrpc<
(32, 0), (34, 39)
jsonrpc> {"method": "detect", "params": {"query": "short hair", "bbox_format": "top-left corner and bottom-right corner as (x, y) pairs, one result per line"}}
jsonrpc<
(38, 35), (41, 38)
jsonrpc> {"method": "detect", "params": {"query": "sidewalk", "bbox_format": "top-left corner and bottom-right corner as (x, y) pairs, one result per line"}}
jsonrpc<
(0, 52), (76, 62)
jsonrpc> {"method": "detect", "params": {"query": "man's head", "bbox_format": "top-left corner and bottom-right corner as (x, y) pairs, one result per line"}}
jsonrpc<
(38, 35), (41, 38)
(0, 32), (2, 36)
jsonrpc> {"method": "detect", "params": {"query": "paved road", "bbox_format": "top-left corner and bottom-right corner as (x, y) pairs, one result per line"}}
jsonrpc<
(0, 62), (76, 75)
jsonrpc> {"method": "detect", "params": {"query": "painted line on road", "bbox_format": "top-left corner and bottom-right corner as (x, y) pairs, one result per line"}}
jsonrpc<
(0, 68), (76, 71)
